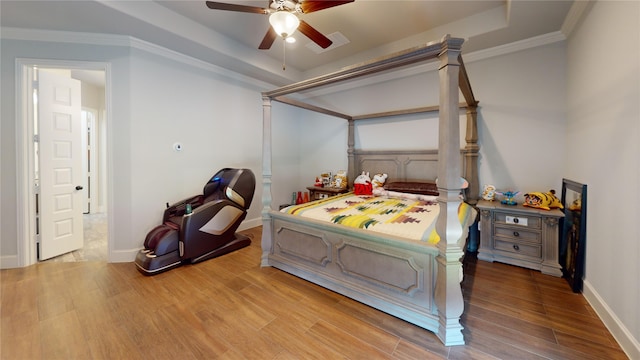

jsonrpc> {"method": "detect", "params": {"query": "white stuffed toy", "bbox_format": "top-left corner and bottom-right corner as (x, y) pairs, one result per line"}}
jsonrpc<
(353, 171), (372, 196)
(372, 173), (388, 189)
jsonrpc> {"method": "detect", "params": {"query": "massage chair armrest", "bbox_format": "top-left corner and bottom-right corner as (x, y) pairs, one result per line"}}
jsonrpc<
(179, 199), (246, 251)
(162, 195), (204, 222)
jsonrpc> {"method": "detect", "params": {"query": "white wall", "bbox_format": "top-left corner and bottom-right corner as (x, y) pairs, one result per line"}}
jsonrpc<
(295, 42), (567, 200)
(125, 48), (265, 255)
(298, 111), (348, 188)
(0, 39), (132, 264)
(269, 103), (348, 207)
(79, 80), (105, 111)
(271, 103), (303, 208)
(469, 42), (568, 197)
(565, 1), (640, 356)
(338, 72), (448, 152)
(0, 37), (268, 265)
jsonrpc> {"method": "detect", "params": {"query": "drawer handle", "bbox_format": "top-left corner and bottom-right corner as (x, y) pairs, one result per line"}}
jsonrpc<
(513, 244), (520, 251)
(513, 231), (520, 237)
(513, 217), (519, 224)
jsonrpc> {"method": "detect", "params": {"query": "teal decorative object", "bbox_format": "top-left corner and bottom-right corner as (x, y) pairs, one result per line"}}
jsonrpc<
(497, 190), (519, 205)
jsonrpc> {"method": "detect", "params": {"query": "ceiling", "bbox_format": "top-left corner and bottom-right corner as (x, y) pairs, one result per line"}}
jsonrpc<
(1, 0), (575, 86)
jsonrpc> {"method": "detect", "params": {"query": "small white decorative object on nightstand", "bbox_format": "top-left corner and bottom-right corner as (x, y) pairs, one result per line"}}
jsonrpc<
(476, 199), (564, 276)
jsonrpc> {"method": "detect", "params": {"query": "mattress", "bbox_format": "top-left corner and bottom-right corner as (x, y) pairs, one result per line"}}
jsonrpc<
(281, 192), (476, 244)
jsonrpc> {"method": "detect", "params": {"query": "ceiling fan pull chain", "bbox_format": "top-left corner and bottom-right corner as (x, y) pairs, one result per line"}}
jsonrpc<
(282, 39), (286, 71)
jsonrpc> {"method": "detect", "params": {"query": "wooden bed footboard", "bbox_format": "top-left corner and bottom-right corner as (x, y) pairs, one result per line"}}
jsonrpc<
(264, 211), (442, 334)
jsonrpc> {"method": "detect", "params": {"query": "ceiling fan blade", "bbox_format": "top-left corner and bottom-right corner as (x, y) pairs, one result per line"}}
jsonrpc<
(259, 27), (277, 50)
(298, 20), (332, 49)
(205, 1), (269, 14)
(299, 0), (354, 14)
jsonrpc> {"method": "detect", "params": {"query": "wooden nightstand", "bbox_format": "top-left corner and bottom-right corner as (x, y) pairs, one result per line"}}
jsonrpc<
(476, 199), (564, 276)
(306, 186), (348, 201)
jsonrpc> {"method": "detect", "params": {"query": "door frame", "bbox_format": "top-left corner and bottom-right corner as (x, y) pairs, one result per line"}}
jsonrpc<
(81, 107), (99, 214)
(16, 58), (113, 266)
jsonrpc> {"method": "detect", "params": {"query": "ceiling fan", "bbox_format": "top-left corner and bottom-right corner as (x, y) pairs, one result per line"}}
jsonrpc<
(205, 0), (354, 50)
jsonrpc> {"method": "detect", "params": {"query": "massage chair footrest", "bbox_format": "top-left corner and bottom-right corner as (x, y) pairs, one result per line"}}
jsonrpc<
(135, 248), (182, 275)
(135, 224), (182, 275)
(190, 233), (251, 264)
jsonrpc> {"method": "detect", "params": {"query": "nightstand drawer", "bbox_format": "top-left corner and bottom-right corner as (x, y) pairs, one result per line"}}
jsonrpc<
(476, 200), (564, 276)
(307, 186), (348, 200)
(494, 226), (541, 244)
(494, 212), (540, 229)
(494, 239), (541, 258)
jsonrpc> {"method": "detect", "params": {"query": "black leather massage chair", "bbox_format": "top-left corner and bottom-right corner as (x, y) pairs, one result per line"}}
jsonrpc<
(135, 168), (255, 275)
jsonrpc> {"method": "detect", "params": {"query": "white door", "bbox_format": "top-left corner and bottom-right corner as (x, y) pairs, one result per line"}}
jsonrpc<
(38, 70), (84, 260)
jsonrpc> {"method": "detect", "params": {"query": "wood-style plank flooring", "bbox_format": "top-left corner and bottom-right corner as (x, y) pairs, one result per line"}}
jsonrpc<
(1, 227), (628, 359)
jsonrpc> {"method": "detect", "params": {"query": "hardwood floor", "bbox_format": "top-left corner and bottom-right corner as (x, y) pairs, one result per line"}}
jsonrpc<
(1, 226), (628, 359)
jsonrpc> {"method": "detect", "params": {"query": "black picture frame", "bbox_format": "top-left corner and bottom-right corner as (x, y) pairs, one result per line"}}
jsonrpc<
(559, 178), (587, 293)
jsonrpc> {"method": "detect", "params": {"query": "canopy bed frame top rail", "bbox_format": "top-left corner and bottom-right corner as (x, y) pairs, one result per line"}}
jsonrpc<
(260, 34), (478, 346)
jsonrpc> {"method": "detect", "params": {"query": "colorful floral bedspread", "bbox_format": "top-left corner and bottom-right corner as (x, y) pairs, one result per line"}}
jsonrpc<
(281, 192), (476, 244)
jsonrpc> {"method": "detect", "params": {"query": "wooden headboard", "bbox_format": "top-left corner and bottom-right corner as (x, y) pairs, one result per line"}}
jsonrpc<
(346, 105), (479, 204)
(353, 149), (466, 183)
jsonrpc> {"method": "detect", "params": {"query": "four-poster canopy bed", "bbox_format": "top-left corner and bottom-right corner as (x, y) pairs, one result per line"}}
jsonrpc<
(260, 35), (480, 346)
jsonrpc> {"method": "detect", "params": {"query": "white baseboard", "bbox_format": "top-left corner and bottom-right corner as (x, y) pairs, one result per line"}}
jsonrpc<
(238, 216), (262, 231)
(108, 248), (139, 263)
(583, 280), (640, 359)
(0, 254), (20, 269)
(0, 217), (266, 267)
(107, 216), (263, 264)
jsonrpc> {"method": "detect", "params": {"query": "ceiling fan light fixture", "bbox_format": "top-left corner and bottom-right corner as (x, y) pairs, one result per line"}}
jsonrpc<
(269, 11), (300, 38)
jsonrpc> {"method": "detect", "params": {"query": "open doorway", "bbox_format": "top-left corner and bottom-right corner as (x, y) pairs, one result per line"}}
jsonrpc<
(16, 60), (110, 266)
(44, 104), (108, 262)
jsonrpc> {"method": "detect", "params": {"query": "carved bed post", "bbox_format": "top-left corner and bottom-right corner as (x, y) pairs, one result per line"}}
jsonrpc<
(464, 105), (479, 204)
(434, 35), (466, 346)
(347, 118), (355, 187)
(261, 94), (273, 267)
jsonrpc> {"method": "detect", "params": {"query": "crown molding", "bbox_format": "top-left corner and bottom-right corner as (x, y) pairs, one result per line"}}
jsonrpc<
(464, 31), (566, 63)
(1, 27), (274, 90)
(2, 26), (566, 95)
(1, 26), (130, 46)
(125, 36), (273, 90)
(561, 0), (595, 38)
(295, 31), (567, 99)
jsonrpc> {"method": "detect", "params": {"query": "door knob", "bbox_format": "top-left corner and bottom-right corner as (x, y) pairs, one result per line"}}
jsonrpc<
(75, 185), (84, 190)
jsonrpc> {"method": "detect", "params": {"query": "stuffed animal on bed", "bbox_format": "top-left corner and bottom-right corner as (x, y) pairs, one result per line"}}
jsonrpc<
(523, 190), (564, 210)
(353, 171), (373, 196)
(372, 173), (388, 189)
